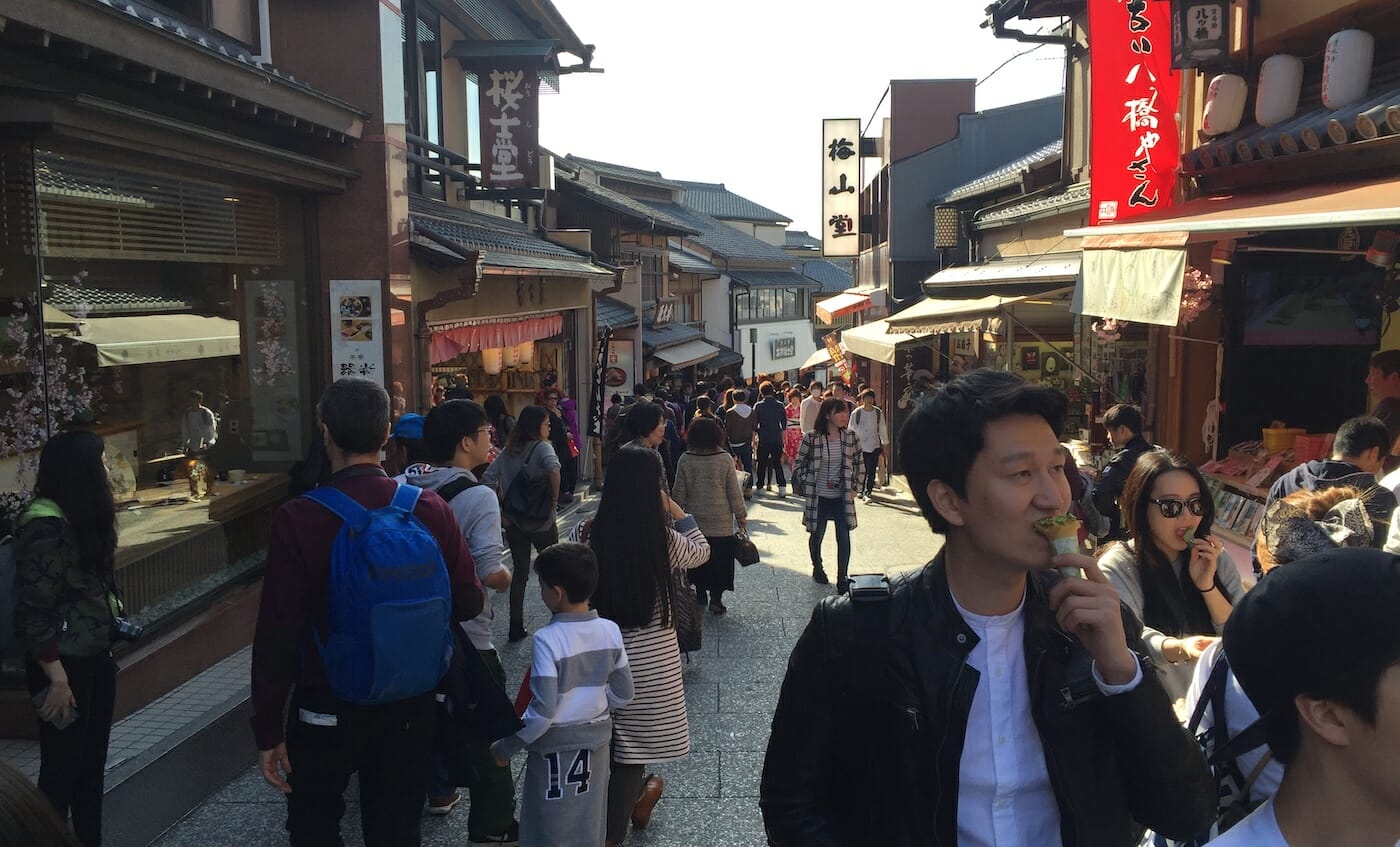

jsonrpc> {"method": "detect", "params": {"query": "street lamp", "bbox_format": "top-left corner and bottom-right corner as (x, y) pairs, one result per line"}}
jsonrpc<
(749, 327), (758, 385)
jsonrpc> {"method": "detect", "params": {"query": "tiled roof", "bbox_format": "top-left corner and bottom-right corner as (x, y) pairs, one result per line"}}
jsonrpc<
(410, 199), (611, 277)
(729, 270), (821, 289)
(974, 181), (1090, 228)
(785, 230), (822, 251)
(798, 259), (855, 295)
(1184, 83), (1400, 177)
(941, 139), (1063, 203)
(642, 321), (704, 351)
(708, 345), (744, 369)
(566, 156), (682, 189)
(43, 276), (192, 315)
(557, 175), (698, 235)
(639, 201), (797, 265)
(596, 295), (639, 330)
(676, 181), (792, 224)
(669, 248), (719, 275)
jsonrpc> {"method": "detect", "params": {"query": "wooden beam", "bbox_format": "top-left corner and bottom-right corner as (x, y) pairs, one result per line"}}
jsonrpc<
(236, 100), (259, 116)
(157, 76), (186, 92)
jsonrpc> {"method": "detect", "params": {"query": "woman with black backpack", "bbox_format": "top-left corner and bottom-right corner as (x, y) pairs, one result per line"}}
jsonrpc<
(483, 405), (560, 643)
(14, 431), (125, 847)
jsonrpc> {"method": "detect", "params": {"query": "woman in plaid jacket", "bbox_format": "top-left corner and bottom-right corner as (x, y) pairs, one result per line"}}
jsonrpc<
(794, 398), (864, 592)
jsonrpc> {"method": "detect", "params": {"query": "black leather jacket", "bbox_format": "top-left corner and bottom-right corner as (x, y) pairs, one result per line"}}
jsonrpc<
(760, 555), (1214, 846)
(1092, 434), (1153, 541)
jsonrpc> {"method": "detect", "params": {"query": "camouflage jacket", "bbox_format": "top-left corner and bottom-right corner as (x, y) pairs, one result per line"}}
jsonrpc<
(14, 499), (115, 660)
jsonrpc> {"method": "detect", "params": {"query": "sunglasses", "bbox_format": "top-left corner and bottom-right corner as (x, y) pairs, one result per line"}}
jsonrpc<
(1147, 496), (1207, 519)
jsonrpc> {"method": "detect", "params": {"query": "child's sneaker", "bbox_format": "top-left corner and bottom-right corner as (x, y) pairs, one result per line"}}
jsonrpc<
(469, 820), (521, 846)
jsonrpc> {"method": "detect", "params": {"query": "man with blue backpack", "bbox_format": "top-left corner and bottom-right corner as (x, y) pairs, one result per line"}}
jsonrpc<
(251, 378), (483, 847)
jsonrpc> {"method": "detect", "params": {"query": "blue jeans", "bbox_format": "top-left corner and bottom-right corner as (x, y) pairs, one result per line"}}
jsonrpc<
(809, 496), (850, 586)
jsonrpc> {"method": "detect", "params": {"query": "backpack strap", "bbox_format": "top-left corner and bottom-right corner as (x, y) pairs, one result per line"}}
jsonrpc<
(434, 476), (479, 504)
(303, 485), (372, 528)
(389, 482), (423, 514)
(1187, 650), (1232, 734)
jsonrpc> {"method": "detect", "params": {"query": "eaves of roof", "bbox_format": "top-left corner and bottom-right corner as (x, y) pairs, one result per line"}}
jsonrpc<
(596, 294), (639, 330)
(677, 180), (793, 224)
(410, 199), (612, 277)
(730, 269), (821, 290)
(566, 155), (682, 189)
(639, 200), (797, 266)
(642, 321), (705, 351)
(558, 176), (698, 235)
(940, 139), (1063, 204)
(973, 182), (1091, 229)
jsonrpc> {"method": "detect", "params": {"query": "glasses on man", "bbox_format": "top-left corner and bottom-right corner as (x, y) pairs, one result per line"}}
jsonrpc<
(1147, 496), (1207, 519)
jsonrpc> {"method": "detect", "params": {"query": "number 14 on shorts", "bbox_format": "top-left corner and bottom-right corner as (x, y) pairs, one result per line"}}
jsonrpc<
(544, 748), (592, 799)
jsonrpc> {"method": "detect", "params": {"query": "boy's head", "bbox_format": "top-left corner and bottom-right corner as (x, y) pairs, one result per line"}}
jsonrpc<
(898, 369), (1070, 570)
(1225, 548), (1400, 793)
(860, 389), (876, 406)
(1332, 415), (1390, 474)
(534, 542), (598, 611)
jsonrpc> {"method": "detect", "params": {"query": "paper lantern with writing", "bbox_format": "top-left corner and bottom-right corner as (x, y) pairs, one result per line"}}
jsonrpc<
(516, 341), (534, 364)
(503, 343), (520, 368)
(1322, 30), (1374, 110)
(482, 347), (504, 375)
(1256, 55), (1303, 127)
(1203, 74), (1247, 136)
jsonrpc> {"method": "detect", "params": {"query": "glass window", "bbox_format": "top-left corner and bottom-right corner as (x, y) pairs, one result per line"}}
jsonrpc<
(211, 0), (259, 47)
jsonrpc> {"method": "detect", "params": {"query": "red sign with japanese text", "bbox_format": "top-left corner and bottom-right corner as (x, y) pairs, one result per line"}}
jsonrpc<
(1088, 0), (1180, 225)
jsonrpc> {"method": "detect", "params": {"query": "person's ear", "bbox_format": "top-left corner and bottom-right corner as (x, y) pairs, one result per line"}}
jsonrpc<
(927, 480), (967, 529)
(1363, 446), (1382, 469)
(1295, 694), (1353, 750)
(377, 422), (390, 452)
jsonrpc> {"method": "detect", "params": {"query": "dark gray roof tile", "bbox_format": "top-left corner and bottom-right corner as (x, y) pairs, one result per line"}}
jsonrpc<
(940, 139), (1063, 203)
(639, 201), (797, 265)
(677, 181), (792, 223)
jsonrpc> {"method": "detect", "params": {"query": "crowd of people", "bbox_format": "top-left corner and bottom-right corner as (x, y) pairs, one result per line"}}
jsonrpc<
(11, 359), (1400, 847)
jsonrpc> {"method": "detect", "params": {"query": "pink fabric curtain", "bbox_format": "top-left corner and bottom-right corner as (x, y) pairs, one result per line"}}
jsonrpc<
(428, 314), (563, 364)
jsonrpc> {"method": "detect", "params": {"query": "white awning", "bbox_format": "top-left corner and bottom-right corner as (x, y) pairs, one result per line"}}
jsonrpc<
(922, 254), (1081, 288)
(799, 346), (837, 371)
(884, 292), (1068, 336)
(841, 320), (927, 366)
(814, 291), (874, 324)
(68, 313), (242, 367)
(652, 338), (720, 368)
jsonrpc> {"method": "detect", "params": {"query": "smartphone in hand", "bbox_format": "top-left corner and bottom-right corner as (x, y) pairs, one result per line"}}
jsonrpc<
(31, 687), (78, 731)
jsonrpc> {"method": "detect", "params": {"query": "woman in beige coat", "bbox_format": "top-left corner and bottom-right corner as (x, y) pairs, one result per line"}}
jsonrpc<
(672, 417), (747, 613)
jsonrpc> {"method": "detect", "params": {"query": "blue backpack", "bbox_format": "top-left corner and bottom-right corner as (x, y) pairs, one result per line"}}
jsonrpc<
(302, 483), (453, 705)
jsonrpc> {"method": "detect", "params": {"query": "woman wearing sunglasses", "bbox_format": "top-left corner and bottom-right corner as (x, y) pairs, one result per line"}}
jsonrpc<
(1098, 449), (1245, 702)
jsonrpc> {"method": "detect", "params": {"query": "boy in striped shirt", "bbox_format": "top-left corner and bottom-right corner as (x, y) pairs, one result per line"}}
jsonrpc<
(491, 543), (633, 846)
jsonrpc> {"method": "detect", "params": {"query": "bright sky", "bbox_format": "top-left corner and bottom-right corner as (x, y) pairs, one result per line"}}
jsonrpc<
(539, 1), (1067, 235)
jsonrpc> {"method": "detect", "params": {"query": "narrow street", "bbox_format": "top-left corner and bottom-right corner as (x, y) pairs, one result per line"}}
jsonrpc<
(151, 483), (940, 847)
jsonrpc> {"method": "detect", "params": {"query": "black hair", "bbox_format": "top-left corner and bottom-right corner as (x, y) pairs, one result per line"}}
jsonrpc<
(733, 390), (748, 405)
(1103, 403), (1144, 435)
(534, 542), (598, 604)
(685, 417), (724, 451)
(1120, 449), (1222, 637)
(1370, 349), (1400, 378)
(483, 394), (508, 422)
(188, 389), (204, 402)
(33, 431), (117, 580)
(898, 368), (1067, 534)
(623, 402), (664, 441)
(809, 380), (824, 391)
(859, 389), (876, 400)
(423, 400), (488, 464)
(1332, 415), (1390, 459)
(633, 383), (648, 396)
(812, 397), (848, 435)
(0, 760), (81, 846)
(394, 436), (430, 464)
(318, 378), (390, 455)
(693, 397), (715, 416)
(588, 446), (673, 629)
(506, 405), (549, 455)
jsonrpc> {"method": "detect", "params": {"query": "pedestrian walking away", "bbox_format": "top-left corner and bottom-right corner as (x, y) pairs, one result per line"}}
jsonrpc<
(793, 398), (863, 592)
(250, 377), (484, 847)
(849, 389), (888, 501)
(1091, 403), (1153, 542)
(571, 446), (710, 847)
(724, 390), (756, 498)
(14, 432), (127, 847)
(762, 368), (1214, 846)
(671, 417), (748, 614)
(752, 381), (789, 497)
(483, 404), (562, 644)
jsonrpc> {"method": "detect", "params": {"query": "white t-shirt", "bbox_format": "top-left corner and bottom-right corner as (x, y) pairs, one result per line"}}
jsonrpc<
(1183, 640), (1282, 807)
(1208, 798), (1288, 846)
(799, 395), (821, 434)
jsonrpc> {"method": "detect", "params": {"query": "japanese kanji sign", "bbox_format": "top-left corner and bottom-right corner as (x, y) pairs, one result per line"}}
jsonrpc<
(822, 118), (861, 257)
(471, 63), (541, 187)
(330, 280), (385, 387)
(1089, 0), (1181, 225)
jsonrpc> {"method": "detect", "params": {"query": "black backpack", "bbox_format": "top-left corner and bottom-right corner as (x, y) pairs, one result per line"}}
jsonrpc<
(501, 443), (554, 529)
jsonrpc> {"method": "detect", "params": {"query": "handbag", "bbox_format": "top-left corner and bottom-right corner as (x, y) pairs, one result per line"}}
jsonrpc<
(736, 531), (760, 567)
(502, 443), (554, 531)
(672, 567), (702, 654)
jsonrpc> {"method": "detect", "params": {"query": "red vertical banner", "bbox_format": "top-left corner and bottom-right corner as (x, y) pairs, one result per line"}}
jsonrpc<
(1089, 0), (1181, 225)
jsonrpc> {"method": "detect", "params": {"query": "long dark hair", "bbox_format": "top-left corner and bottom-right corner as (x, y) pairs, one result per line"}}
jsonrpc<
(813, 397), (848, 436)
(506, 405), (548, 455)
(589, 446), (673, 629)
(33, 431), (116, 579)
(1120, 449), (1220, 636)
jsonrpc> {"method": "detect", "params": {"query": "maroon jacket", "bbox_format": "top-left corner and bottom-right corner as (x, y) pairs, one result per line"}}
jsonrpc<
(250, 465), (483, 750)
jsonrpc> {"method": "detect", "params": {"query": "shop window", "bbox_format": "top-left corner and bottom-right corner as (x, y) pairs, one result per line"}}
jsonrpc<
(736, 287), (806, 323)
(621, 249), (664, 303)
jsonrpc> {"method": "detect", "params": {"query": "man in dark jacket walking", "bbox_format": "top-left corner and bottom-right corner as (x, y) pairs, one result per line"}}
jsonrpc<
(753, 381), (789, 496)
(760, 369), (1213, 846)
(1092, 403), (1153, 541)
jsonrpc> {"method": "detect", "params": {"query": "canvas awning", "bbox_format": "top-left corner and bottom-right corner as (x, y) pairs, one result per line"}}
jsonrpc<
(652, 339), (720, 368)
(1064, 175), (1400, 240)
(799, 346), (837, 371)
(884, 293), (1062, 336)
(841, 320), (928, 366)
(921, 254), (1082, 298)
(66, 313), (241, 367)
(814, 291), (874, 324)
(1070, 246), (1189, 326)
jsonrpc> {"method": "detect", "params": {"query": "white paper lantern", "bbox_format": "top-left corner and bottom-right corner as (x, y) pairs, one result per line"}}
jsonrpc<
(1322, 29), (1374, 110)
(1203, 74), (1247, 136)
(482, 347), (504, 375)
(503, 344), (520, 367)
(516, 341), (534, 364)
(1256, 55), (1303, 127)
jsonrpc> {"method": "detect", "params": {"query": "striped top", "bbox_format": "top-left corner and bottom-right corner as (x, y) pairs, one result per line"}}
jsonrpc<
(570, 515), (709, 764)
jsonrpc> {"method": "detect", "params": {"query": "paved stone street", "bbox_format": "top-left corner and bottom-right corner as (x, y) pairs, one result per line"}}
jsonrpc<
(152, 481), (940, 846)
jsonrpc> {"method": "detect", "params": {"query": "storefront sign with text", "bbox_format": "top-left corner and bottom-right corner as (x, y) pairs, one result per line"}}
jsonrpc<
(821, 118), (861, 257)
